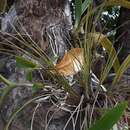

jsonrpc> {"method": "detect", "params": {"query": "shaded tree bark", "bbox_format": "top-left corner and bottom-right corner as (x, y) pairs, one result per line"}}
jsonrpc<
(0, 1), (78, 130)
(1, 0), (73, 58)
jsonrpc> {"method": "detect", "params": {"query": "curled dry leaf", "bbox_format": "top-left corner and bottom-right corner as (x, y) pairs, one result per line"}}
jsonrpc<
(54, 48), (83, 76)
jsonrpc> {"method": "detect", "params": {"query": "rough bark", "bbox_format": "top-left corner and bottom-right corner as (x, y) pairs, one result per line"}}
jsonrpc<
(1, 0), (72, 58)
(0, 1), (79, 130)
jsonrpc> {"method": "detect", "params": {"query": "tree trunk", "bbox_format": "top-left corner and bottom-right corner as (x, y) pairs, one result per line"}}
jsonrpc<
(0, 1), (79, 130)
(1, 0), (73, 58)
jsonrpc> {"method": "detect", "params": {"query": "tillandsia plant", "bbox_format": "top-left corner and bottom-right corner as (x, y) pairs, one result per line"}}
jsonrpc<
(1, 0), (130, 130)
(70, 0), (130, 130)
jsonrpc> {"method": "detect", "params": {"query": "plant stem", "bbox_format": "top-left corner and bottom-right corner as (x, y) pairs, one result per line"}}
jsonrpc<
(0, 75), (17, 109)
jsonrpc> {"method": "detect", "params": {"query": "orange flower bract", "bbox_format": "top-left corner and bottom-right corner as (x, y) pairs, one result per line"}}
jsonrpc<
(54, 48), (83, 76)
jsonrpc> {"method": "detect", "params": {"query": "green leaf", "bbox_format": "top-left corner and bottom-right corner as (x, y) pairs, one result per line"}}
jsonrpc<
(89, 33), (120, 75)
(0, 0), (7, 13)
(0, 74), (16, 87)
(88, 102), (127, 130)
(26, 70), (33, 81)
(82, 0), (93, 15)
(74, 0), (82, 28)
(0, 75), (17, 109)
(16, 56), (37, 69)
(32, 83), (44, 93)
(112, 55), (130, 85)
(32, 84), (38, 93)
(90, 33), (120, 83)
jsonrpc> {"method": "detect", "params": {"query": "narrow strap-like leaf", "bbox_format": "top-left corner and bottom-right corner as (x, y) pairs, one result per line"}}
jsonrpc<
(16, 56), (38, 69)
(88, 102), (127, 130)
(112, 55), (130, 85)
(88, 33), (120, 74)
(82, 0), (93, 15)
(74, 0), (82, 28)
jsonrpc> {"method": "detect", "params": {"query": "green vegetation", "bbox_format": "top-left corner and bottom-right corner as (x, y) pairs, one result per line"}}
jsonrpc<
(0, 0), (130, 130)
